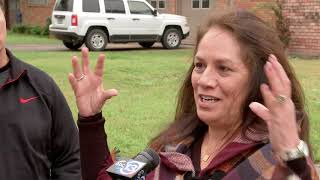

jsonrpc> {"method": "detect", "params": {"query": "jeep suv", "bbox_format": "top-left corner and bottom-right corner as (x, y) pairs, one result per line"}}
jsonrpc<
(49, 0), (190, 51)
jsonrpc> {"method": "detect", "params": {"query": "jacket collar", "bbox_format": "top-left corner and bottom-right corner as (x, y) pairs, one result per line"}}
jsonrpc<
(0, 49), (27, 88)
(6, 48), (27, 79)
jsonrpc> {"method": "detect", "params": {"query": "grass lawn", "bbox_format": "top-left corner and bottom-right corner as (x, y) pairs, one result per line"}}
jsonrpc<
(6, 32), (60, 44)
(291, 57), (320, 161)
(12, 49), (320, 162)
(13, 50), (193, 156)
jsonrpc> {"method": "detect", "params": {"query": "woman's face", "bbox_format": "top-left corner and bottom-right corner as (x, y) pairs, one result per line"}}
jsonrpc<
(191, 27), (250, 128)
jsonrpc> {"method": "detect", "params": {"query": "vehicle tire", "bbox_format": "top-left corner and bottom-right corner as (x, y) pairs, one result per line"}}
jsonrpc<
(85, 29), (108, 51)
(161, 28), (182, 49)
(62, 40), (84, 50)
(138, 42), (155, 48)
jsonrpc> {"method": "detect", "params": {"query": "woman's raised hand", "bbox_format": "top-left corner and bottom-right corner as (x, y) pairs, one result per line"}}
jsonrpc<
(68, 48), (118, 117)
(249, 54), (300, 154)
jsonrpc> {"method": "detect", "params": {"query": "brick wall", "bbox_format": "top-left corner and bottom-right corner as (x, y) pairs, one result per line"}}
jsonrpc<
(211, 0), (320, 57)
(237, 0), (275, 22)
(20, 0), (55, 26)
(162, 0), (176, 14)
(283, 0), (320, 57)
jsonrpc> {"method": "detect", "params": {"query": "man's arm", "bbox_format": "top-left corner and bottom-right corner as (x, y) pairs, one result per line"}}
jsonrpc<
(50, 82), (81, 180)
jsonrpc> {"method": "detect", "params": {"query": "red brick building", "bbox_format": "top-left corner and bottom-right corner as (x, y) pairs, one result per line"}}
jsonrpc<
(2, 0), (320, 57)
(3, 0), (54, 28)
(150, 0), (320, 57)
(282, 0), (320, 57)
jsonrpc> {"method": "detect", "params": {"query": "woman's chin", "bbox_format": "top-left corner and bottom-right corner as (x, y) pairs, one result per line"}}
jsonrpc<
(197, 112), (220, 125)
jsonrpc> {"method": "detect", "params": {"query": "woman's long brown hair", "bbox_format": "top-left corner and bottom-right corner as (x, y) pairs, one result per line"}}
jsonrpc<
(149, 9), (312, 158)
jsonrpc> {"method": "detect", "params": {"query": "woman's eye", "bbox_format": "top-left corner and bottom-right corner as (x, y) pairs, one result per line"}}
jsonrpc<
(194, 62), (205, 72)
(219, 65), (231, 72)
(195, 62), (203, 68)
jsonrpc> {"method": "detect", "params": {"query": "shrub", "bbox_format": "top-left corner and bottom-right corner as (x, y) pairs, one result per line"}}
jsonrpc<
(29, 26), (43, 35)
(259, 0), (291, 48)
(41, 17), (52, 36)
(10, 17), (52, 37)
(12, 25), (28, 34)
(270, 0), (291, 48)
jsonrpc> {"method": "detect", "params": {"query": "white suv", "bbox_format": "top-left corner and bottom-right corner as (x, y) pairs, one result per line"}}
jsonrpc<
(49, 0), (190, 51)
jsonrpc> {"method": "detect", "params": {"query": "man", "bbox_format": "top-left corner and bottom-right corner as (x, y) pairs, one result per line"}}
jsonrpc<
(0, 2), (81, 179)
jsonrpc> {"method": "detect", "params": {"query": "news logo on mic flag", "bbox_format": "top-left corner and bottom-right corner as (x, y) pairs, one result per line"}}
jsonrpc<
(107, 148), (159, 179)
(107, 160), (146, 178)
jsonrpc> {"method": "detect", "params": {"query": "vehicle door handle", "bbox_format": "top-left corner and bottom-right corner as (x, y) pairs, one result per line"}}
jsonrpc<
(132, 18), (140, 21)
(107, 17), (115, 20)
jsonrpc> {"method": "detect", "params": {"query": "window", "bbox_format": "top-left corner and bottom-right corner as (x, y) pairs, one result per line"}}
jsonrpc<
(128, 1), (153, 15)
(192, 0), (210, 9)
(192, 0), (200, 8)
(83, 0), (100, 12)
(105, 0), (125, 14)
(28, 0), (48, 5)
(202, 0), (209, 8)
(158, 0), (165, 8)
(150, 0), (157, 8)
(149, 0), (165, 9)
(54, 0), (73, 11)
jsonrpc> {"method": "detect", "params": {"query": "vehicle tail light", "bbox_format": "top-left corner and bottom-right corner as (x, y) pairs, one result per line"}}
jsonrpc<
(71, 15), (78, 26)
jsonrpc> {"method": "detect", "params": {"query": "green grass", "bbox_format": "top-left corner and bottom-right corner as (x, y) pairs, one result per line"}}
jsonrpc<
(14, 50), (193, 156)
(6, 32), (59, 44)
(290, 57), (320, 161)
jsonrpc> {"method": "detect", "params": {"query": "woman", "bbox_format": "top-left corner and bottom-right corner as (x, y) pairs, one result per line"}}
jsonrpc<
(70, 10), (319, 179)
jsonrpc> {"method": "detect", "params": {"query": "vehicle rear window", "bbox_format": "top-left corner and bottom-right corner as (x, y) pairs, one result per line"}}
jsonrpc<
(105, 0), (125, 14)
(83, 0), (100, 12)
(54, 0), (73, 11)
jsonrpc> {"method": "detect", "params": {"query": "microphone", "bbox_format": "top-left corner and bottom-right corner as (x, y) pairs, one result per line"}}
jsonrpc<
(106, 148), (160, 180)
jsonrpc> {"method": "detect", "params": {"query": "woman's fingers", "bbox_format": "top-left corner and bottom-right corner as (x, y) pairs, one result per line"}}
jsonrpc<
(72, 56), (83, 79)
(249, 102), (272, 125)
(68, 73), (77, 91)
(264, 59), (284, 94)
(81, 47), (90, 74)
(102, 89), (118, 101)
(260, 83), (279, 109)
(269, 55), (291, 96)
(265, 55), (291, 96)
(95, 54), (105, 77)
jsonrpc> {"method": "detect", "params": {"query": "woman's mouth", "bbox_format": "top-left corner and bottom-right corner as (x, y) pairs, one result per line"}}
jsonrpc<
(199, 95), (221, 103)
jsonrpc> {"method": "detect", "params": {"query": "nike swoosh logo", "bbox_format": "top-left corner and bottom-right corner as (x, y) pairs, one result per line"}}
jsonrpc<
(19, 96), (39, 104)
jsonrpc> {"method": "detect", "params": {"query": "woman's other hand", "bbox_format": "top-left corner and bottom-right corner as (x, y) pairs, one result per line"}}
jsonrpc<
(249, 54), (300, 154)
(68, 48), (118, 117)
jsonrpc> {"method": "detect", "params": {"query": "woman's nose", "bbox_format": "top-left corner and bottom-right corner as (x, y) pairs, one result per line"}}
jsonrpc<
(197, 69), (218, 88)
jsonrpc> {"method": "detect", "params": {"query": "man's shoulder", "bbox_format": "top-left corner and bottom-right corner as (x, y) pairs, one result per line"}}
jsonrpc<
(11, 56), (59, 95)
(18, 59), (54, 84)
